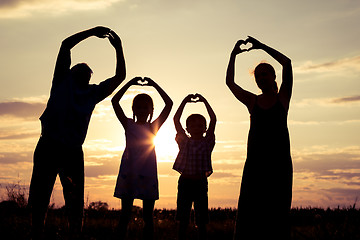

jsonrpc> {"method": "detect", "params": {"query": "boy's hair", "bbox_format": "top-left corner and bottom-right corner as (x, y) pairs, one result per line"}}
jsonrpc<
(186, 114), (207, 128)
(132, 93), (154, 122)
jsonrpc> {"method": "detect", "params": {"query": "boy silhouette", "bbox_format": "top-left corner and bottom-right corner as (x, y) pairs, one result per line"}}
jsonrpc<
(173, 93), (216, 240)
(28, 26), (126, 239)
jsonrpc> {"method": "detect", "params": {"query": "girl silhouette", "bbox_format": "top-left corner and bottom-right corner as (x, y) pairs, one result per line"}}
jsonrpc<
(112, 77), (173, 240)
(226, 36), (293, 240)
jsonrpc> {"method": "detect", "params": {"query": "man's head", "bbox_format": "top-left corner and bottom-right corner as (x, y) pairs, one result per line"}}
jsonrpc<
(186, 114), (207, 138)
(70, 63), (93, 87)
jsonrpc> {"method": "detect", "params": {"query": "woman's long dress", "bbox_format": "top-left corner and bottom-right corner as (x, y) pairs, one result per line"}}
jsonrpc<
(234, 98), (293, 240)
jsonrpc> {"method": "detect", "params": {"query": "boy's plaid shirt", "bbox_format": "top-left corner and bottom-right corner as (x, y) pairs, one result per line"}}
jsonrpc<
(173, 132), (215, 176)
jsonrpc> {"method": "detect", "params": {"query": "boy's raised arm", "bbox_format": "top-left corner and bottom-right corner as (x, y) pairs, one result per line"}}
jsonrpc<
(196, 94), (216, 135)
(174, 95), (192, 135)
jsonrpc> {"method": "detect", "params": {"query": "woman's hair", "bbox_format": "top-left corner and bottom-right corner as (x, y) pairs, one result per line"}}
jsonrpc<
(132, 93), (154, 122)
(253, 62), (278, 93)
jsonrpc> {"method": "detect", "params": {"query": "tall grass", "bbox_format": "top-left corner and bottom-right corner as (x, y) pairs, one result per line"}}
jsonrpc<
(0, 183), (359, 239)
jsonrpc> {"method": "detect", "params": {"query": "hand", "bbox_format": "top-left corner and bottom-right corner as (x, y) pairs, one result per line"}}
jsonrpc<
(231, 40), (248, 55)
(92, 26), (111, 38)
(184, 94), (195, 103)
(194, 93), (206, 102)
(129, 76), (143, 85)
(184, 94), (202, 103)
(108, 30), (122, 46)
(245, 36), (264, 51)
(143, 77), (155, 86)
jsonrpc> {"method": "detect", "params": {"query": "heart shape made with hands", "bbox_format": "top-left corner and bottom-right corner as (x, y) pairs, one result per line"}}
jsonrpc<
(239, 41), (253, 52)
(137, 79), (148, 86)
(190, 96), (200, 102)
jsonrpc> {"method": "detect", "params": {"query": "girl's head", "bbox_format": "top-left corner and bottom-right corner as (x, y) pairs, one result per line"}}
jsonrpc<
(132, 94), (154, 123)
(253, 62), (278, 93)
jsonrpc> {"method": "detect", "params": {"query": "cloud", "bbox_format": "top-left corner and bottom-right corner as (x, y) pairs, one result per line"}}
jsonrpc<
(0, 0), (124, 19)
(294, 146), (360, 187)
(293, 95), (360, 108)
(0, 132), (39, 140)
(332, 95), (360, 103)
(0, 101), (45, 120)
(0, 152), (33, 164)
(296, 55), (360, 74)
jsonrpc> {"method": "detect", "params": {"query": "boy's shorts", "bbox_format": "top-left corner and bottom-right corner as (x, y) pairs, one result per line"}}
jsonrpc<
(176, 175), (209, 225)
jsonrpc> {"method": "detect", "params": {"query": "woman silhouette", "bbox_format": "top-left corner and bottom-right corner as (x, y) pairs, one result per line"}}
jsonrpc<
(226, 36), (293, 240)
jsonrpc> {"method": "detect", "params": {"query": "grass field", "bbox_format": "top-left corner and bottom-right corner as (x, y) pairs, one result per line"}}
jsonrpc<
(1, 200), (360, 240)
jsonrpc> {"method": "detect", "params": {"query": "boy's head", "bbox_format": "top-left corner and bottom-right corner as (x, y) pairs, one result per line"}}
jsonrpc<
(186, 114), (207, 138)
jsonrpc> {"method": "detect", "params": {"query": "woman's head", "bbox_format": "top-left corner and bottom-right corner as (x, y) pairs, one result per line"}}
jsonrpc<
(132, 94), (154, 123)
(70, 63), (93, 87)
(254, 62), (278, 93)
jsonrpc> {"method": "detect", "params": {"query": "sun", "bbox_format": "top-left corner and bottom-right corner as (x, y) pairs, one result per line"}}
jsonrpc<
(154, 125), (179, 162)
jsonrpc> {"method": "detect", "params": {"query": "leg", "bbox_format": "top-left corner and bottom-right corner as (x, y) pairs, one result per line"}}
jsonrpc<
(143, 199), (155, 240)
(118, 197), (134, 240)
(194, 179), (209, 240)
(59, 146), (84, 237)
(176, 177), (193, 240)
(28, 138), (58, 239)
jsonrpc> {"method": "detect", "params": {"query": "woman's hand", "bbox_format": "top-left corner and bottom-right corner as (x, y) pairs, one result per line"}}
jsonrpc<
(246, 36), (264, 51)
(231, 40), (248, 55)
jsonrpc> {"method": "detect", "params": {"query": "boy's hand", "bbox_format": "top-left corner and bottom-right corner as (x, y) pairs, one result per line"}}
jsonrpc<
(194, 93), (206, 102)
(184, 94), (195, 103)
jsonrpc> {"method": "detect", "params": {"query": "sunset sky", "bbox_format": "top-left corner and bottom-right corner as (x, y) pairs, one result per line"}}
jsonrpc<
(1, 0), (359, 209)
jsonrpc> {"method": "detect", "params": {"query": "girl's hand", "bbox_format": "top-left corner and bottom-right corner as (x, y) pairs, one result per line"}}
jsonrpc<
(129, 76), (143, 85)
(246, 36), (264, 51)
(143, 77), (155, 86)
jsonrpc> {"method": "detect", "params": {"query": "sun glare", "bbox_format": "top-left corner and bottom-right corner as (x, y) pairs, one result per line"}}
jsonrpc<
(154, 126), (179, 162)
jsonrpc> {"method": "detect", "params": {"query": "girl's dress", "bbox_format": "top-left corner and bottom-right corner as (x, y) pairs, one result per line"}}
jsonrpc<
(114, 118), (159, 200)
(234, 97), (293, 239)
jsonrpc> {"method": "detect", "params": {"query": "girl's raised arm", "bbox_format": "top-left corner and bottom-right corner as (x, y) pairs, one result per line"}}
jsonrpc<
(247, 36), (293, 110)
(111, 77), (142, 128)
(144, 77), (173, 134)
(226, 40), (256, 111)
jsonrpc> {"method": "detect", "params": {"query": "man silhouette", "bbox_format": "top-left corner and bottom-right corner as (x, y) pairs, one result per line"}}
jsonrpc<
(28, 26), (126, 239)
